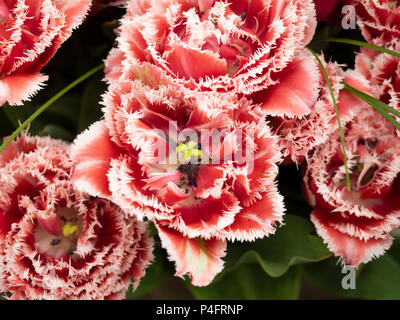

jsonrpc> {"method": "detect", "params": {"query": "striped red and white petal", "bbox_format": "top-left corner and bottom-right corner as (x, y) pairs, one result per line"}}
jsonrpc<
(311, 207), (393, 267)
(108, 0), (317, 104)
(71, 121), (123, 199)
(170, 190), (241, 239)
(277, 56), (371, 163)
(0, 0), (92, 105)
(349, 0), (400, 44)
(250, 50), (320, 118)
(221, 188), (285, 242)
(0, 134), (154, 300)
(0, 72), (48, 106)
(156, 223), (226, 287)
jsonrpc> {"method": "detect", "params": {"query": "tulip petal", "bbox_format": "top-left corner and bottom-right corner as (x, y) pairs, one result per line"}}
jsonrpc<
(252, 50), (320, 117)
(165, 45), (227, 80)
(222, 189), (285, 241)
(71, 121), (122, 198)
(0, 72), (48, 106)
(156, 223), (226, 286)
(311, 207), (393, 267)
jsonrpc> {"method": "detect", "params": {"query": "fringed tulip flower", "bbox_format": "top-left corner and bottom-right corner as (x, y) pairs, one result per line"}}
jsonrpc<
(275, 56), (370, 163)
(72, 73), (285, 286)
(105, 0), (320, 118)
(0, 134), (154, 300)
(349, 0), (400, 43)
(0, 0), (92, 106)
(304, 108), (400, 267)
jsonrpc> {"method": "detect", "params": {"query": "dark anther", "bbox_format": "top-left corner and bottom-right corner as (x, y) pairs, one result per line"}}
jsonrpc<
(367, 139), (378, 149)
(178, 163), (200, 187)
(51, 239), (61, 246)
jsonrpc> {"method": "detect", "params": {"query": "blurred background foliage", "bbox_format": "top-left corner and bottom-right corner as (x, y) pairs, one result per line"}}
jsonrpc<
(1, 4), (400, 300)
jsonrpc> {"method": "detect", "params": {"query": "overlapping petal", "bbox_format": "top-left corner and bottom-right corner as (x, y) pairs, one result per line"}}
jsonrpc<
(105, 0), (319, 118)
(275, 55), (370, 163)
(304, 107), (400, 266)
(72, 72), (285, 285)
(349, 0), (400, 44)
(0, 134), (154, 300)
(0, 0), (92, 106)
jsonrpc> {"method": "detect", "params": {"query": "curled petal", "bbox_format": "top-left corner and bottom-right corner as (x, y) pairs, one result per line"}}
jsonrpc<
(0, 0), (92, 105)
(195, 166), (226, 199)
(72, 121), (123, 198)
(0, 73), (48, 106)
(222, 189), (285, 241)
(311, 207), (393, 266)
(165, 45), (227, 80)
(156, 223), (227, 286)
(253, 50), (320, 117)
(0, 134), (154, 300)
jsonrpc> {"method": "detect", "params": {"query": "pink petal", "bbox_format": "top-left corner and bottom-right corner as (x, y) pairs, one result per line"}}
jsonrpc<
(165, 45), (227, 80)
(336, 70), (371, 121)
(0, 73), (48, 106)
(195, 166), (225, 199)
(161, 182), (190, 203)
(177, 191), (239, 237)
(143, 171), (182, 191)
(104, 48), (125, 83)
(311, 207), (393, 267)
(199, 0), (214, 12)
(156, 223), (227, 286)
(223, 189), (285, 241)
(71, 121), (122, 198)
(252, 50), (320, 117)
(185, 107), (233, 131)
(56, 0), (92, 30)
(36, 213), (62, 236)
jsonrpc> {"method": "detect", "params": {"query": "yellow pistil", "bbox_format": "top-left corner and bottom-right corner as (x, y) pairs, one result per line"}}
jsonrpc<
(177, 141), (202, 163)
(62, 223), (78, 237)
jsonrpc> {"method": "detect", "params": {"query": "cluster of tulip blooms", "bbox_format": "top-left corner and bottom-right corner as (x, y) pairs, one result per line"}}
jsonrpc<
(0, 0), (399, 299)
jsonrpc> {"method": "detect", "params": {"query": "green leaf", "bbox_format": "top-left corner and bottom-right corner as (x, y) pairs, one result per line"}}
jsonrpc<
(322, 38), (400, 59)
(187, 264), (302, 300)
(343, 82), (400, 130)
(304, 239), (400, 299)
(222, 215), (332, 279)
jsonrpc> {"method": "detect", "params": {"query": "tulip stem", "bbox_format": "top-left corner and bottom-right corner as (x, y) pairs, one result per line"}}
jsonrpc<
(308, 47), (351, 191)
(0, 63), (104, 153)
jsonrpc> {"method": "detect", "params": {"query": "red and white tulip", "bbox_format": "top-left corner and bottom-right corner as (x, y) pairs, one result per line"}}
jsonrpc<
(72, 71), (285, 286)
(0, 134), (154, 300)
(0, 0), (92, 106)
